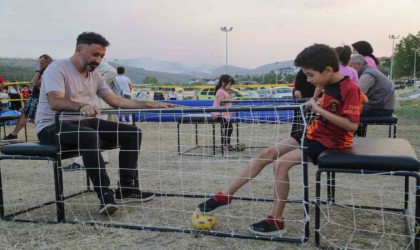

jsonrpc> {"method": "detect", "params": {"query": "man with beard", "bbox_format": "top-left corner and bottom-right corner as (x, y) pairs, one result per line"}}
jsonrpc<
(35, 32), (172, 215)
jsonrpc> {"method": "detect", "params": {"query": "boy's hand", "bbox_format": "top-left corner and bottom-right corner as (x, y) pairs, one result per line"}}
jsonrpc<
(305, 98), (320, 112)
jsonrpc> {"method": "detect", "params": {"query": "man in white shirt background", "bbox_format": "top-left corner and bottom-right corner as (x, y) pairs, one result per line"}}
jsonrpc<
(115, 66), (133, 122)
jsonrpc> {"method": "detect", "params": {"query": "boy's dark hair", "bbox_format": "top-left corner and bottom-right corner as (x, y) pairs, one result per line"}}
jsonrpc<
(294, 44), (339, 72)
(76, 32), (110, 47)
(117, 67), (125, 74)
(335, 45), (352, 66)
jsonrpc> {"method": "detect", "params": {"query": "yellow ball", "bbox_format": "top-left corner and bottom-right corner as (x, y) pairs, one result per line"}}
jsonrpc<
(191, 212), (217, 230)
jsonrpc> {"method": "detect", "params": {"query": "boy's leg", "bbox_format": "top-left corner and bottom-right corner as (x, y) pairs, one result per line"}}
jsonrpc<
(248, 137), (301, 236)
(223, 137), (299, 196)
(271, 148), (302, 219)
(197, 137), (299, 214)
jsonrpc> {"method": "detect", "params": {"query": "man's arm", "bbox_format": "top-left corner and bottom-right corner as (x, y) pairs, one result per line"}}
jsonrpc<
(47, 91), (101, 116)
(307, 98), (359, 132)
(358, 74), (375, 94)
(102, 92), (172, 109)
(31, 71), (42, 88)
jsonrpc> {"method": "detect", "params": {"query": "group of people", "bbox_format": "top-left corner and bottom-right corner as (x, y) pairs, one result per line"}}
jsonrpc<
(200, 40), (395, 236)
(4, 31), (396, 237)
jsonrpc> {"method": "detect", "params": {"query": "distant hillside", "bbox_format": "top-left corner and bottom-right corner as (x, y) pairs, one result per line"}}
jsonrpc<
(0, 58), (38, 82)
(0, 58), (194, 84)
(116, 57), (295, 77)
(0, 57), (297, 84)
(109, 62), (193, 84)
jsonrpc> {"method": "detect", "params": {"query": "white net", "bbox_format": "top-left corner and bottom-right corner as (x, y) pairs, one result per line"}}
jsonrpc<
(0, 101), (419, 248)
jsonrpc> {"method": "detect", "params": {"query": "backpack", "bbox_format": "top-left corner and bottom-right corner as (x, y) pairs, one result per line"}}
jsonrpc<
(109, 79), (123, 97)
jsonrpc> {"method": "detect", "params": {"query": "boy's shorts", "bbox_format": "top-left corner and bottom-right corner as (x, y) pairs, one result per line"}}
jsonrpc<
(291, 132), (327, 165)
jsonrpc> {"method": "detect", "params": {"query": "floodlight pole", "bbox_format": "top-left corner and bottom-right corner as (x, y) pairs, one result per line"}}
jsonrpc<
(413, 48), (418, 85)
(221, 26), (233, 73)
(389, 35), (400, 80)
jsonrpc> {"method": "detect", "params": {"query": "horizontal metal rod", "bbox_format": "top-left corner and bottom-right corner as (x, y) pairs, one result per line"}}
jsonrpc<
(59, 104), (303, 116)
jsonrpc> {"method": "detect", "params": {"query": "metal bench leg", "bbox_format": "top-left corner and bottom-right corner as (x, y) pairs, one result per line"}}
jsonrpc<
(394, 124), (397, 138)
(236, 122), (239, 144)
(405, 176), (409, 211)
(415, 175), (420, 250)
(177, 123), (181, 155)
(213, 123), (216, 156)
(195, 123), (198, 146)
(315, 170), (322, 246)
(0, 166), (4, 219)
(53, 160), (65, 222)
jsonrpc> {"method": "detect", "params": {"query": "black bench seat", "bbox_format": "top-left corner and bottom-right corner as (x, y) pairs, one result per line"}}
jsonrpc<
(314, 137), (420, 248)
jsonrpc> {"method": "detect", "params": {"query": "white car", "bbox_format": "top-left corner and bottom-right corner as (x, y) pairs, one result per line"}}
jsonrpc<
(270, 86), (293, 99)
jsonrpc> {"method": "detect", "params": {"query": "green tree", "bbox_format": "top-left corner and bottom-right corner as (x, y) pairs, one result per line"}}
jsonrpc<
(393, 31), (420, 79)
(142, 76), (158, 85)
(378, 58), (391, 76)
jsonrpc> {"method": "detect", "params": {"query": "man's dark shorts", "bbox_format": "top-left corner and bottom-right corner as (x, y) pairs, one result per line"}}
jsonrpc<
(291, 132), (327, 165)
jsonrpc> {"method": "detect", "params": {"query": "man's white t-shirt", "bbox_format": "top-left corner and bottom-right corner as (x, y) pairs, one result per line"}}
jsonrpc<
(35, 58), (113, 134)
(115, 75), (132, 96)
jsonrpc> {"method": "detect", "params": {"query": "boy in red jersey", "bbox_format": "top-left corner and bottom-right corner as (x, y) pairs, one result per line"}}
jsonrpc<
(196, 44), (367, 236)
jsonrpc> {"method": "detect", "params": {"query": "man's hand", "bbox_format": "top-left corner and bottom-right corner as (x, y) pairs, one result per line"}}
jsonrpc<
(80, 104), (101, 117)
(294, 90), (302, 99)
(152, 102), (174, 109)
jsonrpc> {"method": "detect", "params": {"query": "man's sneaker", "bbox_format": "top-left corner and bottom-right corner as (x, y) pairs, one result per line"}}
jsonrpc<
(99, 191), (119, 215)
(2, 134), (18, 141)
(196, 192), (231, 214)
(62, 162), (85, 172)
(115, 188), (155, 204)
(248, 217), (286, 237)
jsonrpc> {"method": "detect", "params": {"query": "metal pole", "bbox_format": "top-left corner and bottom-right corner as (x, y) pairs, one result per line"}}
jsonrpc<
(414, 49), (417, 86)
(225, 31), (228, 73)
(389, 35), (400, 80)
(221, 27), (233, 74)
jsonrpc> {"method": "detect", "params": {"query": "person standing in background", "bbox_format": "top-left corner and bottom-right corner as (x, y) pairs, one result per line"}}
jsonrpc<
(115, 66), (133, 123)
(349, 54), (395, 137)
(2, 54), (52, 141)
(291, 69), (317, 135)
(169, 88), (177, 100)
(335, 45), (358, 82)
(352, 41), (379, 68)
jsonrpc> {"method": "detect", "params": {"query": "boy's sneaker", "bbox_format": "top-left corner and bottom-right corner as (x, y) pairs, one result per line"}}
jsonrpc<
(196, 192), (231, 214)
(115, 188), (155, 204)
(2, 134), (18, 141)
(99, 191), (119, 215)
(248, 216), (286, 236)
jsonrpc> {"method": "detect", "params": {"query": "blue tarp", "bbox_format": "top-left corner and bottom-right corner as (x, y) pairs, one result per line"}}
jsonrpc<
(0, 110), (21, 126)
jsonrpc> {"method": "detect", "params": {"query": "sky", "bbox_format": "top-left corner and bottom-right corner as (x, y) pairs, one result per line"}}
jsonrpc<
(0, 0), (419, 69)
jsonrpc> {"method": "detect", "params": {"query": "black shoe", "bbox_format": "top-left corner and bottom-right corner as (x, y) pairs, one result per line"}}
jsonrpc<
(2, 134), (18, 141)
(248, 219), (286, 236)
(62, 162), (85, 172)
(196, 197), (230, 214)
(99, 191), (119, 215)
(115, 188), (155, 204)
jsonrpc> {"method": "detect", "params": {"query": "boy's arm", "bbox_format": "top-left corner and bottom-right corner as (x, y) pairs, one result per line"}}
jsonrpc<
(307, 98), (359, 132)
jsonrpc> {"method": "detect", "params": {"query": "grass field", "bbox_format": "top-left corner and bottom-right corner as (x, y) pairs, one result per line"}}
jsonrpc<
(0, 89), (419, 249)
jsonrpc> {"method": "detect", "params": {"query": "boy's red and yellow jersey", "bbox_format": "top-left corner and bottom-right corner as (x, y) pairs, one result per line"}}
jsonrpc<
(307, 77), (367, 149)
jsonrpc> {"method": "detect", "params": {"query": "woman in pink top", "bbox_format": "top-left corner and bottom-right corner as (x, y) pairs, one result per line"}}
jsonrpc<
(335, 45), (359, 82)
(212, 74), (235, 151)
(352, 41), (379, 68)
